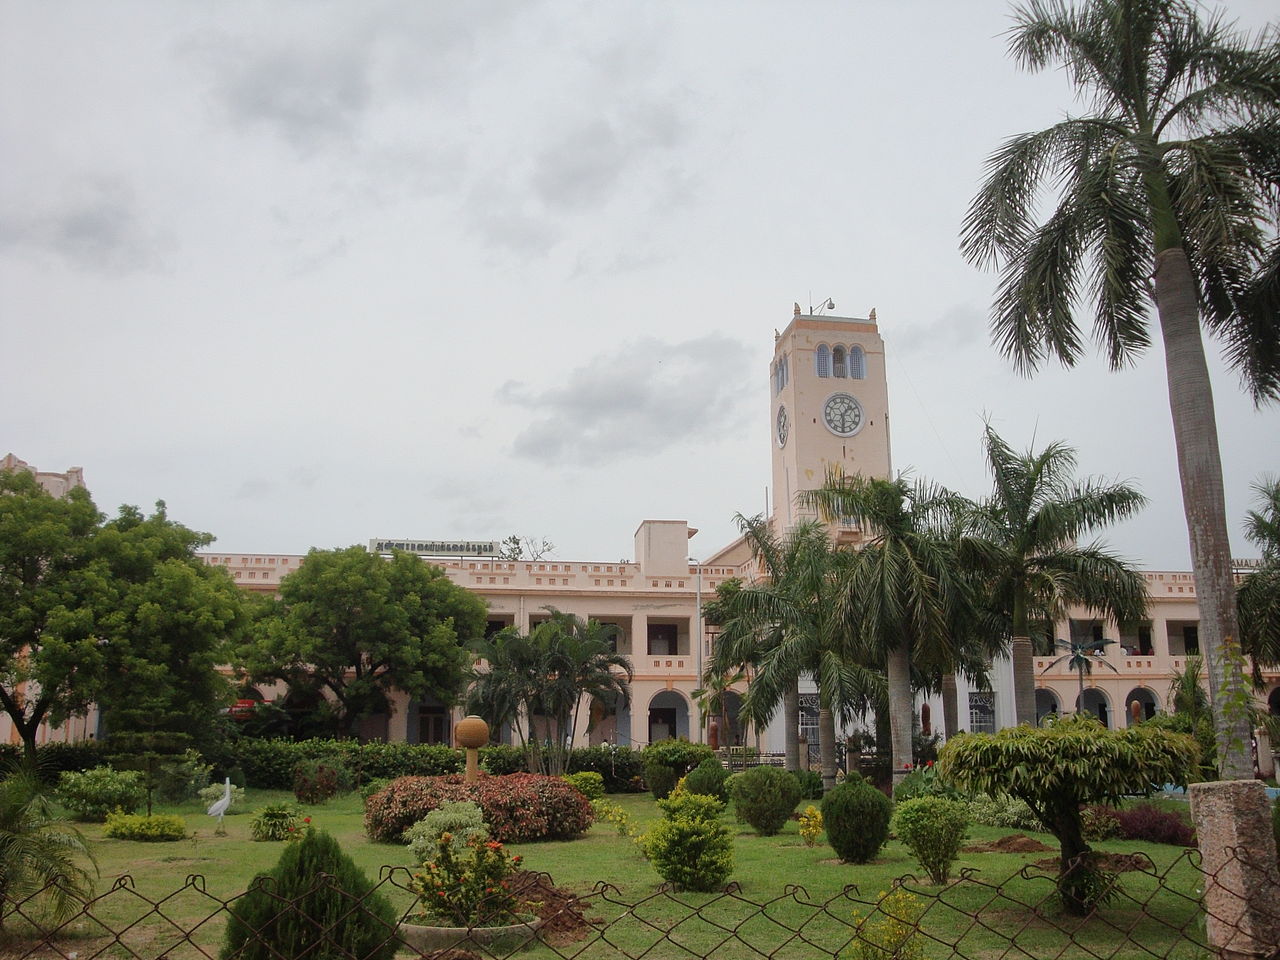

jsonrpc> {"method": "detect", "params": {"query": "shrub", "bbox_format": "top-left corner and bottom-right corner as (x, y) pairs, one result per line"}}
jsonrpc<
(1115, 802), (1196, 846)
(250, 803), (303, 842)
(292, 759), (345, 804)
(221, 828), (397, 960)
(646, 817), (733, 891)
(198, 782), (246, 814)
(843, 887), (925, 960)
(798, 805), (824, 847)
(892, 797), (969, 884)
(683, 758), (730, 802)
(104, 811), (187, 842)
(222, 737), (463, 790)
(593, 798), (640, 839)
(155, 749), (213, 803)
(408, 834), (524, 927)
(1081, 805), (1122, 841)
(364, 774), (592, 844)
(892, 763), (965, 803)
(567, 745), (646, 792)
(56, 766), (146, 822)
(729, 765), (801, 836)
(823, 780), (892, 863)
(406, 801), (489, 865)
(562, 771), (605, 800)
(479, 744), (527, 776)
(967, 793), (1044, 832)
(657, 792), (724, 823)
(791, 769), (824, 800)
(361, 778), (392, 804)
(643, 762), (681, 800)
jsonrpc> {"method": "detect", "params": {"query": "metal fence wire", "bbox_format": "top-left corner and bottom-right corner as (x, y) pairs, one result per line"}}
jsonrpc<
(1, 846), (1276, 960)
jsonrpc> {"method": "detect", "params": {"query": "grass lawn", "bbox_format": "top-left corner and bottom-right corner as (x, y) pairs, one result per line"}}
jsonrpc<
(14, 789), (1210, 959)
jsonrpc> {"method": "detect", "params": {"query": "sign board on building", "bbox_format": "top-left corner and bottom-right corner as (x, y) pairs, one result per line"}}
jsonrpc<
(1232, 557), (1264, 571)
(368, 539), (499, 557)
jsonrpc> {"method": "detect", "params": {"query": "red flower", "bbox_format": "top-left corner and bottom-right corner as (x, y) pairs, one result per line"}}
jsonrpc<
(925, 760), (934, 768)
(303, 816), (312, 823)
(903, 763), (912, 769)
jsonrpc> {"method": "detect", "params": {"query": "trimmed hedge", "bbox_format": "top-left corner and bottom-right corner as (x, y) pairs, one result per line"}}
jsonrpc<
(566, 745), (646, 792)
(364, 773), (593, 844)
(0, 741), (114, 781)
(210, 739), (464, 789)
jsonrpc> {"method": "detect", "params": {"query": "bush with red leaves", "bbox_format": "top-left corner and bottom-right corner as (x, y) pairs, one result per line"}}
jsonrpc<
(1114, 802), (1196, 846)
(364, 773), (593, 844)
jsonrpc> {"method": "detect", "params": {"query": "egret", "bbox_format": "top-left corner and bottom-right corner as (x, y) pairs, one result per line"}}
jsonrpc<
(207, 777), (232, 835)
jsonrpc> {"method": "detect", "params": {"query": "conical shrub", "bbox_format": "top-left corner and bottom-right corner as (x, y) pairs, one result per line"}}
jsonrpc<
(221, 828), (398, 960)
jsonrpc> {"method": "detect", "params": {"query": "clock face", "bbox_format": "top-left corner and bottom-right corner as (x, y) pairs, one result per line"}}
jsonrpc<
(823, 393), (864, 437)
(776, 405), (789, 447)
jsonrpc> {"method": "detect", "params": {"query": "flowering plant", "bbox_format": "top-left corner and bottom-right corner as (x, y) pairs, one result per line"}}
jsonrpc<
(408, 832), (524, 927)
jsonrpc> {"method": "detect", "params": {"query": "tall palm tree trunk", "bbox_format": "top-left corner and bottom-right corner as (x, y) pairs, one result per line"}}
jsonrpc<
(783, 682), (800, 772)
(1011, 637), (1036, 726)
(818, 705), (837, 793)
(941, 673), (959, 738)
(1153, 246), (1252, 779)
(886, 642), (913, 785)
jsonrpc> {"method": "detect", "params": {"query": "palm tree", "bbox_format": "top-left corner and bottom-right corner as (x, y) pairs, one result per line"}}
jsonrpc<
(802, 474), (978, 787)
(1239, 476), (1280, 673)
(967, 425), (1149, 726)
(466, 609), (632, 776)
(709, 516), (879, 789)
(0, 768), (95, 929)
(960, 0), (1280, 778)
(1042, 636), (1121, 716)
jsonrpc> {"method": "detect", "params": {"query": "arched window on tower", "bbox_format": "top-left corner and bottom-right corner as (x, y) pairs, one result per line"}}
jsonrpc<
(832, 346), (847, 378)
(815, 344), (831, 377)
(849, 345), (865, 379)
(781, 355), (788, 389)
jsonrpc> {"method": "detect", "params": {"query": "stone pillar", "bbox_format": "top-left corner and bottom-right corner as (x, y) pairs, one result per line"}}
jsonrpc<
(1188, 780), (1280, 960)
(1255, 728), (1274, 779)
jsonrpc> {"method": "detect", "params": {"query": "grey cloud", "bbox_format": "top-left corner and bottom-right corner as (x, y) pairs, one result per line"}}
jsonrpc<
(895, 304), (987, 354)
(234, 478), (277, 500)
(463, 178), (560, 257)
(0, 180), (164, 272)
(500, 335), (756, 465)
(199, 40), (372, 153)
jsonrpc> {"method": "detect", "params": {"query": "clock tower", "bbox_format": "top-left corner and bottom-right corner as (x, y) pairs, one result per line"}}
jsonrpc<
(769, 304), (892, 535)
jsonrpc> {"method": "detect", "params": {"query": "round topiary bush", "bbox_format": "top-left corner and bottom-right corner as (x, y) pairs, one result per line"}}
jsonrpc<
(822, 779), (891, 863)
(682, 758), (729, 802)
(891, 796), (969, 884)
(562, 771), (605, 800)
(728, 765), (801, 836)
(642, 739), (715, 799)
(364, 773), (593, 844)
(643, 762), (681, 800)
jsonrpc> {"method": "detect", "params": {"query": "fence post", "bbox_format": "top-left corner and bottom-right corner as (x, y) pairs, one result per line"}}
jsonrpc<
(1188, 780), (1280, 960)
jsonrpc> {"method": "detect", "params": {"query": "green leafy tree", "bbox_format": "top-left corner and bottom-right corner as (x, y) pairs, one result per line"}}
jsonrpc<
(967, 427), (1148, 726)
(0, 472), (243, 764)
(242, 547), (485, 738)
(467, 609), (632, 775)
(960, 0), (1280, 778)
(802, 475), (979, 787)
(938, 714), (1198, 913)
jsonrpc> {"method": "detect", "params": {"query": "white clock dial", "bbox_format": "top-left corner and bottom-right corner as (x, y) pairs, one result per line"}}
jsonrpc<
(822, 393), (864, 437)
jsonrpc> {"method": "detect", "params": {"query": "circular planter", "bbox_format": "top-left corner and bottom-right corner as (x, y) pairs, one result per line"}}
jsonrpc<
(398, 918), (541, 954)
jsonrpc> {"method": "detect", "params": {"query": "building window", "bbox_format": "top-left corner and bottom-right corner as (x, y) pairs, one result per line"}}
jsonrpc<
(832, 345), (847, 378)
(815, 344), (831, 377)
(969, 692), (996, 733)
(849, 345), (865, 379)
(798, 694), (819, 746)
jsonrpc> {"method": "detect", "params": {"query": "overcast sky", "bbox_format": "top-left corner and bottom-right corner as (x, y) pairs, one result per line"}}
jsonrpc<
(3, 1), (1277, 570)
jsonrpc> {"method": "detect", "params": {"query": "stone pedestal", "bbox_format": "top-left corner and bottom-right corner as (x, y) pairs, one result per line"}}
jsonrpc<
(1188, 780), (1280, 960)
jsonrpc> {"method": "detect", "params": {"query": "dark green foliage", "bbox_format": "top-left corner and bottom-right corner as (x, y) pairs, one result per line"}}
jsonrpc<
(790, 769), (823, 800)
(0, 741), (114, 781)
(892, 797), (969, 884)
(728, 765), (801, 836)
(479, 744), (527, 776)
(683, 758), (730, 802)
(822, 780), (891, 863)
(643, 762), (680, 800)
(1143, 714), (1216, 781)
(209, 738), (462, 790)
(221, 828), (397, 960)
(56, 766), (146, 821)
(641, 739), (715, 777)
(566, 745), (644, 792)
(250, 803), (302, 842)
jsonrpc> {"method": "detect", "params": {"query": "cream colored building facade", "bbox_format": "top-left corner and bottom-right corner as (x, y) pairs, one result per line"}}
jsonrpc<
(6, 309), (1278, 753)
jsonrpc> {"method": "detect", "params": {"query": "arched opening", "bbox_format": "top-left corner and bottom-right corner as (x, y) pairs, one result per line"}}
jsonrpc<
(1123, 687), (1159, 725)
(832, 346), (847, 378)
(1076, 688), (1111, 728)
(815, 344), (831, 378)
(648, 690), (690, 743)
(849, 345), (865, 379)
(1268, 686), (1280, 716)
(1035, 688), (1060, 724)
(920, 703), (932, 736)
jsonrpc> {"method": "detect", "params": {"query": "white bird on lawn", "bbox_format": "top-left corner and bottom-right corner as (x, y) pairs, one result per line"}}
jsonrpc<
(207, 777), (232, 834)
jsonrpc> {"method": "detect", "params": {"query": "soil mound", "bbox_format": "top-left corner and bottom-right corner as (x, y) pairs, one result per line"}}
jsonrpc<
(510, 870), (597, 944)
(966, 834), (1054, 853)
